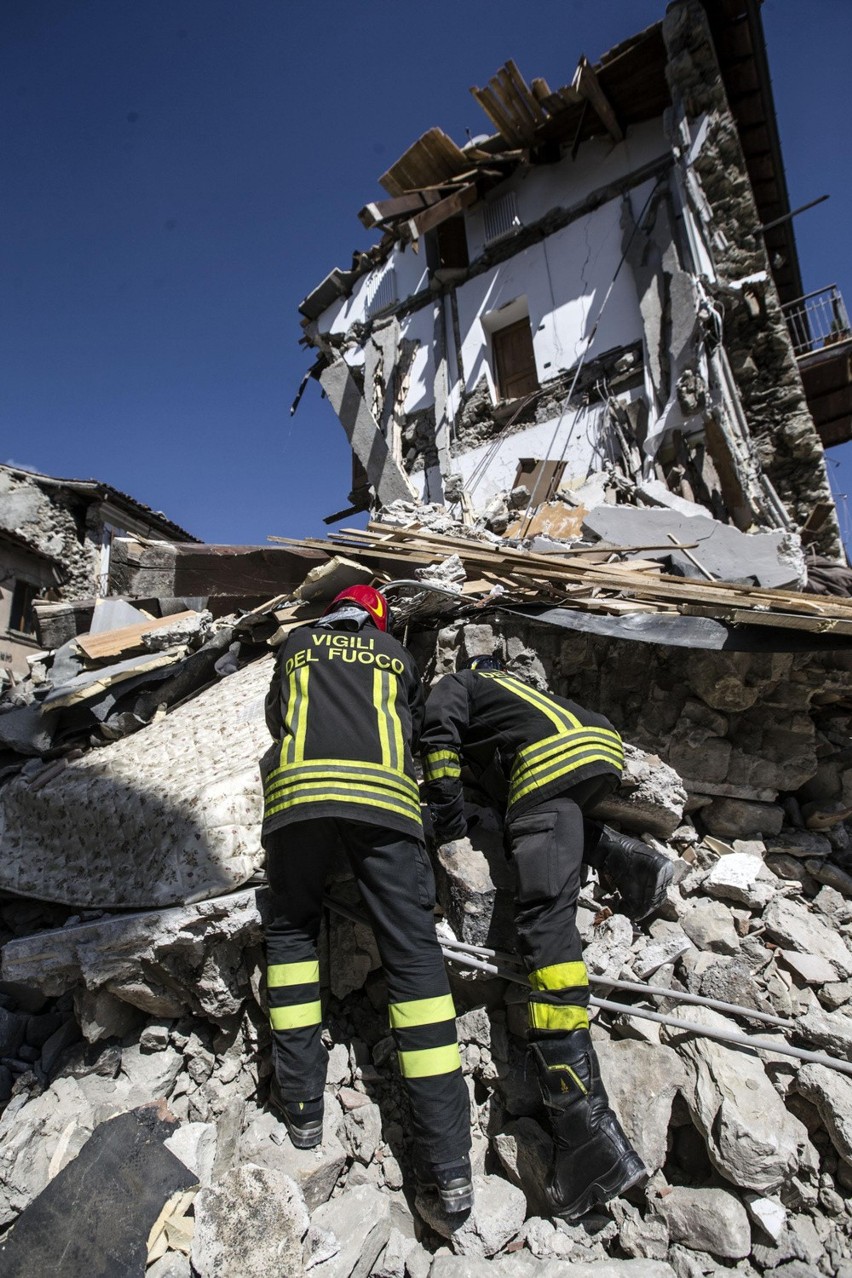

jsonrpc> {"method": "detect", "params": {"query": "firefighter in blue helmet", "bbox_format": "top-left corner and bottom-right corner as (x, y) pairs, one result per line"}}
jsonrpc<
(421, 650), (671, 1220)
(260, 586), (472, 1213)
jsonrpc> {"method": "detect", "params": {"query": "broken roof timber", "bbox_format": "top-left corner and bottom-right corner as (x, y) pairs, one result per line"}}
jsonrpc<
(379, 127), (471, 197)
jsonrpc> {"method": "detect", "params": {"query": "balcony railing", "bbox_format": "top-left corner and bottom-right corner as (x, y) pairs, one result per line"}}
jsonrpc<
(782, 285), (851, 358)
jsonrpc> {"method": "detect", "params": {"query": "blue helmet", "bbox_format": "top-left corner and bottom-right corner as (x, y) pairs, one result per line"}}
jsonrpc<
(460, 653), (505, 673)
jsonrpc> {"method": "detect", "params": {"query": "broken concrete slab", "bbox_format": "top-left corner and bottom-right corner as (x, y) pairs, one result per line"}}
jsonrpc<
(662, 1006), (815, 1193)
(308, 1183), (392, 1278)
(1, 890), (265, 1015)
(702, 852), (778, 909)
(583, 506), (804, 589)
(654, 1185), (751, 1260)
(595, 1040), (687, 1173)
(416, 1172), (526, 1256)
(0, 1102), (196, 1277)
(239, 1108), (347, 1211)
(433, 829), (515, 951)
(592, 746), (687, 839)
(192, 1163), (309, 1278)
(763, 897), (852, 980)
(0, 658), (272, 908)
(793, 1065), (852, 1167)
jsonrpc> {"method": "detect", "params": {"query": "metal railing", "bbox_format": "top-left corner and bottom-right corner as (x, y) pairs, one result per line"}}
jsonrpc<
(782, 284), (851, 357)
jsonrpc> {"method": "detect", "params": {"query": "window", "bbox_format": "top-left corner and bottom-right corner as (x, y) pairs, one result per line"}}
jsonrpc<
(9, 580), (37, 635)
(483, 192), (521, 246)
(493, 317), (540, 400)
(428, 215), (469, 276)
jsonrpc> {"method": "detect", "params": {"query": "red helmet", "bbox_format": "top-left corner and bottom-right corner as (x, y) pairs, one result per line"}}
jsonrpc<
(323, 585), (390, 632)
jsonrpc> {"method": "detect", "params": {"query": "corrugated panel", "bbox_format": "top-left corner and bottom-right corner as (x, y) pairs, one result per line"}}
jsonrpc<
(484, 192), (521, 245)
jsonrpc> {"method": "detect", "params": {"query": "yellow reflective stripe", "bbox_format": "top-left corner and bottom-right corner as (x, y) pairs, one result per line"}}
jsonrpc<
(374, 669), (391, 767)
(270, 1001), (323, 1030)
(481, 672), (581, 732)
(423, 750), (461, 782)
(387, 674), (404, 772)
(388, 993), (456, 1030)
(267, 961), (319, 988)
(265, 762), (419, 803)
(266, 757), (419, 792)
(397, 1043), (461, 1078)
(265, 787), (421, 822)
(293, 665), (309, 762)
(510, 750), (623, 806)
(264, 777), (420, 812)
(515, 727), (623, 776)
(511, 738), (624, 795)
(547, 1062), (588, 1094)
(529, 962), (589, 992)
(528, 1004), (590, 1032)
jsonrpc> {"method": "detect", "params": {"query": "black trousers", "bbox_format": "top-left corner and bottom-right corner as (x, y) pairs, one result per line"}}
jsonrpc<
(264, 816), (470, 1166)
(506, 776), (616, 1039)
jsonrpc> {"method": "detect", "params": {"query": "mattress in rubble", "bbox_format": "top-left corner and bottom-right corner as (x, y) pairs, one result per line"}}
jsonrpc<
(0, 656), (275, 909)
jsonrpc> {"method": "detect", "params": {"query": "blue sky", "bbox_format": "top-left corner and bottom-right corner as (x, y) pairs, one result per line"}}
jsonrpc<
(2, 1), (851, 547)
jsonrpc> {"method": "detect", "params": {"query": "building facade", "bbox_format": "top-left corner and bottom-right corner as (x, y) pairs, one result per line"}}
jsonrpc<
(299, 0), (850, 559)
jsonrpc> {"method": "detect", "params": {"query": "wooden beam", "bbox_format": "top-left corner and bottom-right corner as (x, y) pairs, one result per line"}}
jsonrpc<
(410, 184), (478, 237)
(572, 56), (624, 143)
(358, 191), (440, 230)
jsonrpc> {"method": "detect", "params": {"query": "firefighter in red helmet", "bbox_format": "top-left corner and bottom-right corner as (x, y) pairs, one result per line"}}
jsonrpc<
(260, 586), (472, 1212)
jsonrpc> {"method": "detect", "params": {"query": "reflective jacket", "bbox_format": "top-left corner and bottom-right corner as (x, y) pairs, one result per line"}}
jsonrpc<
(420, 670), (623, 838)
(261, 624), (424, 841)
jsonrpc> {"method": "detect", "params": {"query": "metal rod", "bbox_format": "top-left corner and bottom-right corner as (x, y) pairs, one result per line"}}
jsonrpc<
(436, 934), (793, 1029)
(756, 194), (829, 235)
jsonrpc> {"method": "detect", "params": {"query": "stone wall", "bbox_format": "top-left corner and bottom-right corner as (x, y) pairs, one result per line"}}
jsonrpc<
(0, 470), (101, 601)
(663, 0), (842, 557)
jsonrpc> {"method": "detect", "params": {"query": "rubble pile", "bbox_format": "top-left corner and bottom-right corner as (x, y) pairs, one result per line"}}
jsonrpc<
(1, 509), (852, 1276)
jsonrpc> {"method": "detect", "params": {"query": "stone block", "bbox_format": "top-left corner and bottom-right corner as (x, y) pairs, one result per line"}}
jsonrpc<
(309, 1183), (392, 1278)
(595, 1040), (687, 1172)
(655, 1185), (751, 1260)
(415, 1172), (526, 1256)
(239, 1110), (346, 1211)
(702, 799), (784, 840)
(763, 897), (852, 980)
(192, 1163), (309, 1278)
(702, 852), (777, 909)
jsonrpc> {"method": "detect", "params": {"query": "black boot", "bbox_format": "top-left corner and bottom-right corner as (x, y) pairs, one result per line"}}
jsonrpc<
(269, 1074), (324, 1148)
(586, 824), (673, 921)
(416, 1154), (474, 1214)
(531, 1031), (647, 1221)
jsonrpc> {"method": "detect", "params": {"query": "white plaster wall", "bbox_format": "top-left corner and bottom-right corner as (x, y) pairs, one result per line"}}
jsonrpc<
(399, 308), (436, 414)
(465, 119), (668, 261)
(456, 178), (655, 400)
(411, 401), (609, 510)
(316, 241), (429, 337)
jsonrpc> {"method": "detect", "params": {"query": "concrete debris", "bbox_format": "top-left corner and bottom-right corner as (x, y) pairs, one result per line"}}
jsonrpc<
(653, 1185), (752, 1260)
(416, 1173), (526, 1256)
(191, 1163), (309, 1278)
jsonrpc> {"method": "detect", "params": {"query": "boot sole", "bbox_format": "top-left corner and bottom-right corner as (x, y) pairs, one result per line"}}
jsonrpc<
(438, 1183), (474, 1214)
(550, 1152), (648, 1222)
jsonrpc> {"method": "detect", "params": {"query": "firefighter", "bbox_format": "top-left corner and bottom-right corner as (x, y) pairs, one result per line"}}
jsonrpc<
(260, 585), (472, 1213)
(420, 651), (670, 1220)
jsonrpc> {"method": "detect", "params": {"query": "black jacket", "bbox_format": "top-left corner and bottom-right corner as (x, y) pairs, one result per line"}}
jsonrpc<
(261, 623), (424, 841)
(420, 670), (623, 840)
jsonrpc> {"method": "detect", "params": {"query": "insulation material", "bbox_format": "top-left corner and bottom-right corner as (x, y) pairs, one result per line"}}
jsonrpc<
(0, 657), (273, 909)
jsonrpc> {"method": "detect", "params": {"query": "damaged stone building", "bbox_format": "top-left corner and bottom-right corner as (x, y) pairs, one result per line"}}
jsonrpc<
(299, 0), (850, 566)
(2, 2), (852, 1276)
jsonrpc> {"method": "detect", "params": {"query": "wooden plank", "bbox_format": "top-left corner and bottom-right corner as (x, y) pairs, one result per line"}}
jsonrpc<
(572, 56), (624, 143)
(471, 85), (523, 145)
(411, 184), (478, 238)
(358, 191), (440, 229)
(76, 610), (198, 662)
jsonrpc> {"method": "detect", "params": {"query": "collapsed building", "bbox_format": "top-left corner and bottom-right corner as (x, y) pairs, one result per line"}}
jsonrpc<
(2, 2), (852, 1276)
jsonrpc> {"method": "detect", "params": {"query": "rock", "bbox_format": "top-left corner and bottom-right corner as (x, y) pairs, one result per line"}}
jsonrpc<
(593, 745), (687, 839)
(0, 1008), (27, 1057)
(192, 1163), (309, 1278)
(163, 1121), (218, 1185)
(24, 1011), (64, 1048)
(702, 853), (777, 908)
(583, 913), (635, 980)
(309, 1183), (392, 1278)
(821, 982), (852, 1011)
(342, 1098), (383, 1164)
(140, 1023), (172, 1052)
(523, 1216), (576, 1259)
(2, 890), (264, 1016)
(147, 1254), (192, 1278)
(40, 1018), (81, 1076)
(763, 897), (852, 979)
(416, 1173), (526, 1256)
(744, 1192), (787, 1242)
(633, 929), (693, 980)
(778, 950), (840, 986)
(372, 1225), (417, 1278)
(433, 830), (514, 950)
(119, 1041), (184, 1100)
(795, 1003), (852, 1058)
(327, 907), (381, 999)
(662, 1006), (815, 1192)
(679, 900), (740, 954)
(702, 799), (784, 840)
(697, 957), (774, 1017)
(492, 1116), (552, 1217)
(766, 831), (833, 860)
(595, 1041), (687, 1172)
(793, 1065), (852, 1166)
(807, 858), (852, 897)
(429, 1258), (676, 1277)
(304, 1223), (340, 1271)
(655, 1185), (751, 1260)
(239, 1109), (347, 1211)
